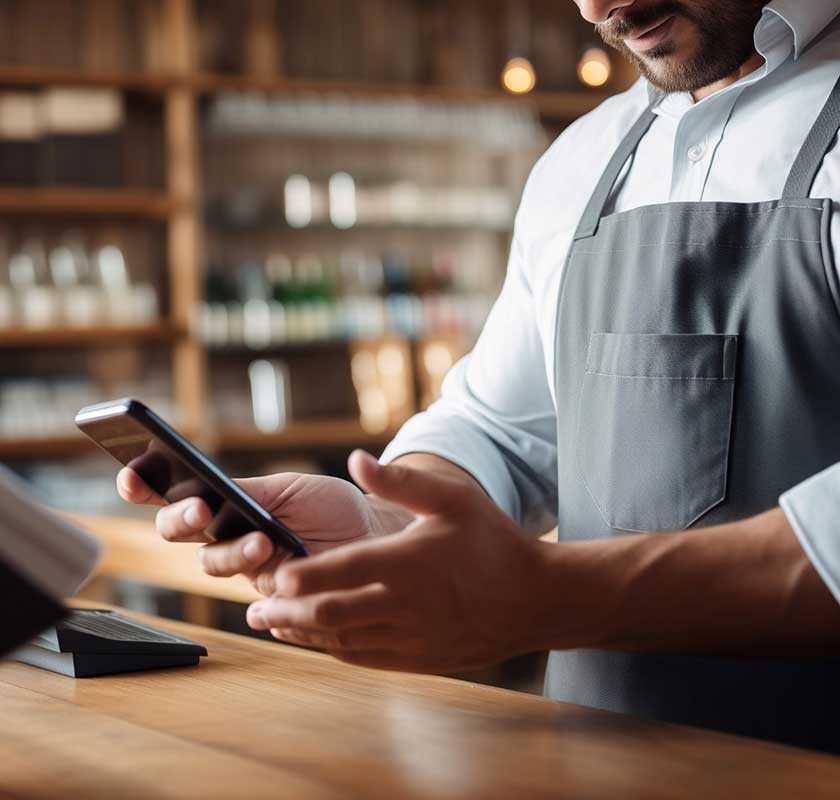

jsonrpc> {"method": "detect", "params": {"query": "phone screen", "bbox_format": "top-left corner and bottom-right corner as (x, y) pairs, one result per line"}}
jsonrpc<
(82, 412), (263, 542)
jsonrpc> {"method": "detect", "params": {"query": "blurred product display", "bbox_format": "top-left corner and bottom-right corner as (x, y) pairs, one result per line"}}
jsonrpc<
(0, 87), (164, 189)
(206, 92), (545, 150)
(0, 230), (161, 330)
(23, 456), (133, 515)
(206, 173), (515, 232)
(350, 337), (415, 434)
(415, 337), (463, 412)
(41, 88), (124, 187)
(0, 375), (174, 440)
(196, 251), (494, 348)
(0, 0), (634, 524)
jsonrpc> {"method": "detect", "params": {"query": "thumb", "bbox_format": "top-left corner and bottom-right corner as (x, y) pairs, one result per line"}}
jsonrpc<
(348, 450), (464, 516)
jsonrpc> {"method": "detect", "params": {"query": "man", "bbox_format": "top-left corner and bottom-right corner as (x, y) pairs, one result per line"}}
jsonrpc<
(121, 0), (840, 751)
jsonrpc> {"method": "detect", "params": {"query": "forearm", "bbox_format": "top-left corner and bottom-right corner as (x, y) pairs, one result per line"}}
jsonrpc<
(530, 507), (840, 656)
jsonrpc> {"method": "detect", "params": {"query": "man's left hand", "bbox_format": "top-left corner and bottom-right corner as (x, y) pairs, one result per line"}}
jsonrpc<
(246, 450), (550, 673)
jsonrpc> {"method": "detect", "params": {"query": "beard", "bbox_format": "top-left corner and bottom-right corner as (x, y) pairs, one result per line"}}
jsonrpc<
(596, 1), (767, 94)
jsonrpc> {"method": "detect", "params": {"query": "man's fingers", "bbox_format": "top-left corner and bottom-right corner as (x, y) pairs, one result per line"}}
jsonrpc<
(248, 583), (397, 631)
(348, 450), (464, 516)
(199, 532), (276, 578)
(117, 467), (166, 507)
(155, 498), (213, 543)
(275, 536), (402, 596)
(268, 625), (397, 653)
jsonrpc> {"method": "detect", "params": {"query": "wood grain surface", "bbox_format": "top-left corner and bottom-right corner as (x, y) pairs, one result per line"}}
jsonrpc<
(2, 603), (840, 799)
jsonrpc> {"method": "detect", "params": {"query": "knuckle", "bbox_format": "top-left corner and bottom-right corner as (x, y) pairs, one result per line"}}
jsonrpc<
(313, 598), (338, 627)
(198, 548), (223, 576)
(254, 572), (277, 597)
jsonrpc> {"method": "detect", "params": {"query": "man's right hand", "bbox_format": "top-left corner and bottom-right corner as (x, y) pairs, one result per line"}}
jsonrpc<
(116, 468), (413, 597)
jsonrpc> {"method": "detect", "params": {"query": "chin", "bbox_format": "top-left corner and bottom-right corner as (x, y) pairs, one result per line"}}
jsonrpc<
(630, 45), (702, 93)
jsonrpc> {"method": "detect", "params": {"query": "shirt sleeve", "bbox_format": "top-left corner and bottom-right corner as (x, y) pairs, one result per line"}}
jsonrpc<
(780, 462), (840, 605)
(380, 230), (558, 535)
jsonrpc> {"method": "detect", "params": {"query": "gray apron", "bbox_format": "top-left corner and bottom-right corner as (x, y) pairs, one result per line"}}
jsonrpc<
(546, 74), (840, 753)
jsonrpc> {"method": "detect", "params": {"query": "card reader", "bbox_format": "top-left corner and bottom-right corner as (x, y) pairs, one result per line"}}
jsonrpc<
(9, 609), (208, 678)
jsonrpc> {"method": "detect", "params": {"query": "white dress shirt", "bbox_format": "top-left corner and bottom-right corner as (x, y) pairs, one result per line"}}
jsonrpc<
(382, 0), (840, 604)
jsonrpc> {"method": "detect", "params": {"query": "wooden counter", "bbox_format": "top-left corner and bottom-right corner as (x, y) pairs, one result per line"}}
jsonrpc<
(2, 605), (840, 799)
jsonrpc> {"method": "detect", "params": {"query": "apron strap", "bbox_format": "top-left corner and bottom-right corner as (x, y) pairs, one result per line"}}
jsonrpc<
(782, 72), (840, 199)
(573, 107), (657, 241)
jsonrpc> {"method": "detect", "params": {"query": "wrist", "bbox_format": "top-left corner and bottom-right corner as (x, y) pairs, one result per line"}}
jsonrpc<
(522, 538), (624, 654)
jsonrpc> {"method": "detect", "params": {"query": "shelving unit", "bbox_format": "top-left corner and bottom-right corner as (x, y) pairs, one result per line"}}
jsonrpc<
(192, 72), (611, 121)
(0, 433), (96, 459)
(0, 188), (174, 218)
(215, 420), (400, 452)
(0, 0), (633, 467)
(0, 65), (176, 95)
(0, 323), (177, 348)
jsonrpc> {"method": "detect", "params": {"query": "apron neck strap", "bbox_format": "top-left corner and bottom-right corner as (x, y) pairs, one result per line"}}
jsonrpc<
(573, 107), (657, 241)
(782, 72), (840, 199)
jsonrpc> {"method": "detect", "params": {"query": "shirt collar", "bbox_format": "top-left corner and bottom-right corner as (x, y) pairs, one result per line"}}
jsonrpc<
(645, 0), (840, 106)
(765, 0), (840, 59)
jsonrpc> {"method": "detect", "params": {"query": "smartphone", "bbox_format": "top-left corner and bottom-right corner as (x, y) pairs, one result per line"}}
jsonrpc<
(75, 398), (307, 558)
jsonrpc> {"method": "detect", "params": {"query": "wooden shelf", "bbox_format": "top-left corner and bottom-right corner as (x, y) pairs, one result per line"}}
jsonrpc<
(0, 433), (94, 459)
(0, 422), (394, 461)
(192, 72), (610, 119)
(0, 65), (176, 94)
(0, 323), (178, 348)
(0, 188), (174, 219)
(0, 66), (609, 119)
(216, 419), (400, 451)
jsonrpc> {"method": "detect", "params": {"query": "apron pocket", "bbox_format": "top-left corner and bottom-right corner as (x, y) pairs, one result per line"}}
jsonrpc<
(576, 333), (738, 532)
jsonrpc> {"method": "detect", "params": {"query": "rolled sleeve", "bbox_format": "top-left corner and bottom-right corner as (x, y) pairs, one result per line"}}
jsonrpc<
(780, 462), (840, 605)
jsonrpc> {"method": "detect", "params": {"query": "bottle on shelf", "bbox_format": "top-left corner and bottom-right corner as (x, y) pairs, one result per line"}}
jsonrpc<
(58, 231), (103, 328)
(197, 245), (497, 350)
(93, 243), (160, 325)
(9, 236), (60, 329)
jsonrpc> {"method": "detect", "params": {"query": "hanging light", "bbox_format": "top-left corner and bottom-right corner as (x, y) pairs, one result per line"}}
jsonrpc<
(577, 47), (612, 88)
(502, 56), (537, 95)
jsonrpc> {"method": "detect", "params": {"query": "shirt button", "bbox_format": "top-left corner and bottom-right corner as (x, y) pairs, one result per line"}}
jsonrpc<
(687, 143), (705, 162)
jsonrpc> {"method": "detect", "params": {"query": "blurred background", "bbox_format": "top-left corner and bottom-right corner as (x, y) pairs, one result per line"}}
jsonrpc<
(0, 0), (636, 687)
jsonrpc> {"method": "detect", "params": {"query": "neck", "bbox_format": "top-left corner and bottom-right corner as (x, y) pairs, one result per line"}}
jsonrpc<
(692, 51), (765, 101)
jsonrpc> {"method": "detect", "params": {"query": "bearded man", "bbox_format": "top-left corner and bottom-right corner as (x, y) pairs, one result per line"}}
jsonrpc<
(121, 1), (840, 752)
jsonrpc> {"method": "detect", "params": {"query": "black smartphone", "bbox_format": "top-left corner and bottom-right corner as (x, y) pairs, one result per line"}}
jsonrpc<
(75, 398), (307, 558)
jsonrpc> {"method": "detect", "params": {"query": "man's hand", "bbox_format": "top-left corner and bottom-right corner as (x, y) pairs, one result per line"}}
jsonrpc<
(116, 467), (413, 596)
(246, 450), (550, 673)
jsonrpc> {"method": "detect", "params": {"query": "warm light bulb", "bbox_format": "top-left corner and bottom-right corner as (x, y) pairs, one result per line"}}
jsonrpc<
(578, 47), (611, 87)
(502, 57), (537, 94)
